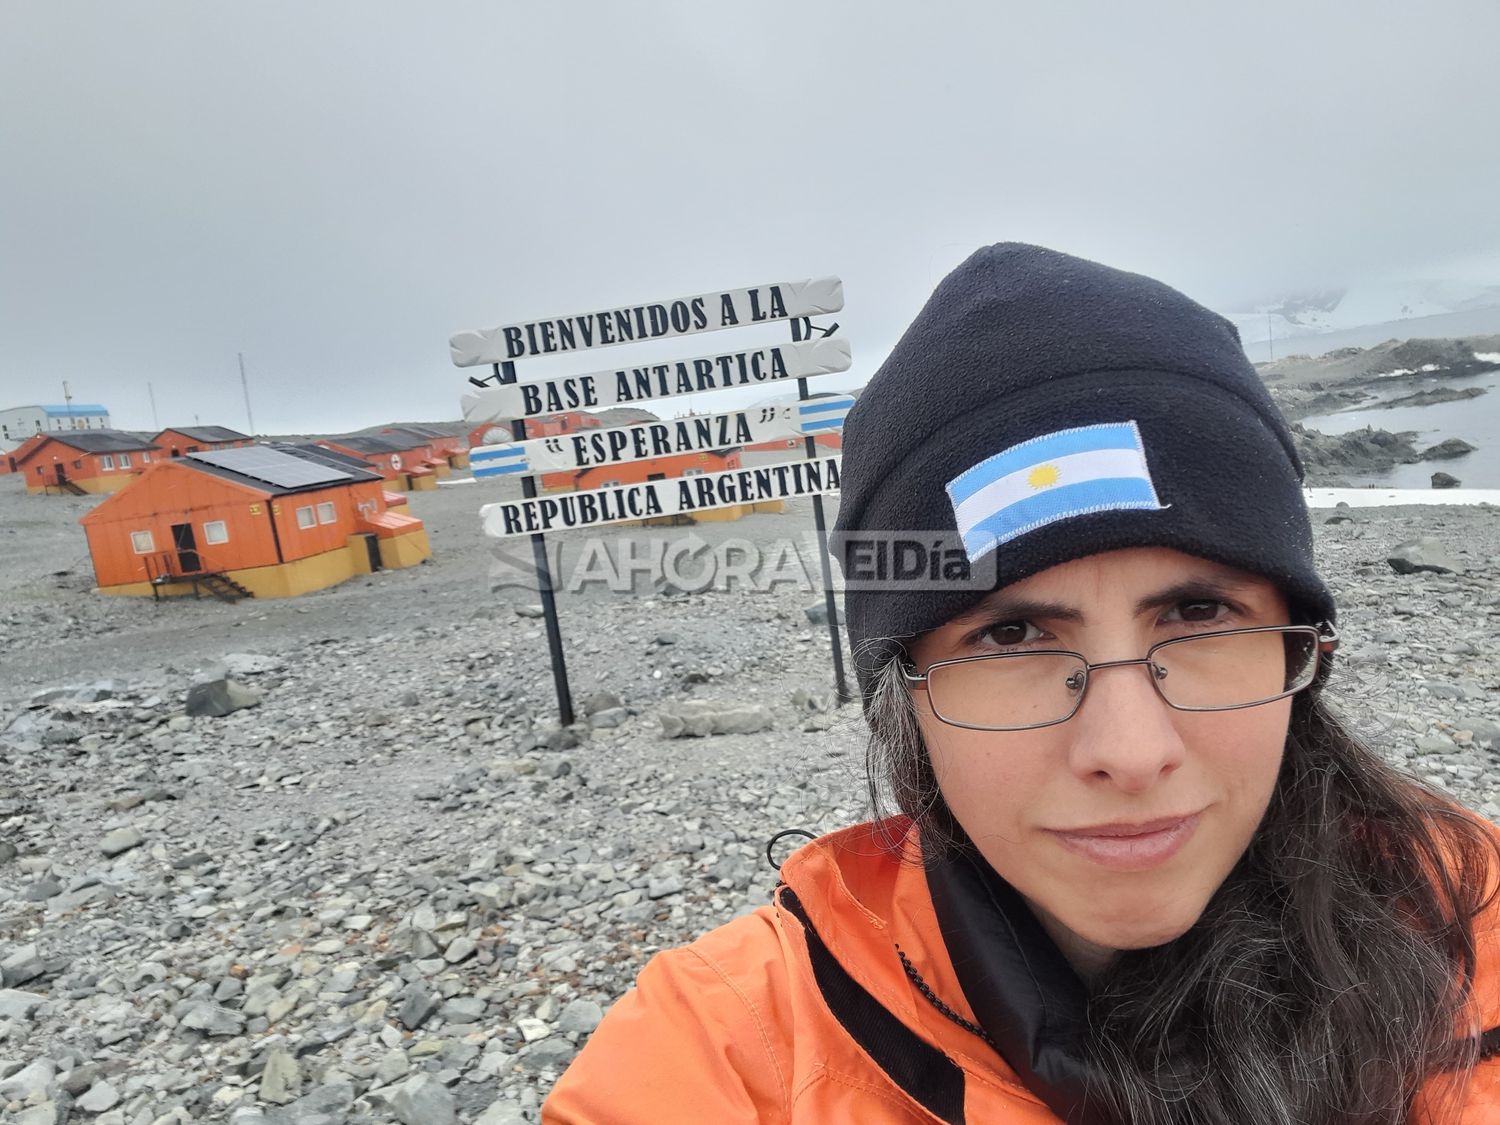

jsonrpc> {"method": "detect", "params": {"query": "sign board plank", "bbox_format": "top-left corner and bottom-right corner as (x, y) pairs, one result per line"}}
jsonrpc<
(450, 278), (844, 367)
(480, 455), (842, 538)
(471, 395), (854, 478)
(461, 337), (850, 424)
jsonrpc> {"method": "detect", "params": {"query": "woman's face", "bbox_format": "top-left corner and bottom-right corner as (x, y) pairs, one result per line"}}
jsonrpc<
(908, 547), (1293, 975)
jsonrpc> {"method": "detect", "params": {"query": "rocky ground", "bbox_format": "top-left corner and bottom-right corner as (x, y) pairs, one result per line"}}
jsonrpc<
(3, 465), (1500, 1123)
(1259, 333), (1499, 483)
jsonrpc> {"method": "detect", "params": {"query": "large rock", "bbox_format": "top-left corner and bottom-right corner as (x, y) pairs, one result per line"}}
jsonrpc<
(658, 701), (775, 738)
(1416, 437), (1477, 461)
(389, 1074), (456, 1125)
(0, 988), (46, 1022)
(0, 944), (45, 987)
(803, 601), (845, 626)
(0, 1058), (55, 1103)
(179, 1001), (247, 1037)
(259, 1049), (302, 1105)
(1387, 537), (1463, 575)
(100, 826), (144, 857)
(185, 676), (262, 718)
(557, 998), (605, 1035)
(76, 1080), (121, 1113)
(264, 1082), (353, 1125)
(1431, 471), (1462, 489)
(222, 653), (285, 676)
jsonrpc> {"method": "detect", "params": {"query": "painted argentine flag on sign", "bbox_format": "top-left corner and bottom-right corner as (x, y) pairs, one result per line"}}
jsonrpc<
(470, 443), (530, 478)
(947, 421), (1165, 561)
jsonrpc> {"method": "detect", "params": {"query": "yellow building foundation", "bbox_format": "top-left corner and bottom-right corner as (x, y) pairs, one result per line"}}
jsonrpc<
(96, 528), (431, 599)
(28, 474), (136, 497)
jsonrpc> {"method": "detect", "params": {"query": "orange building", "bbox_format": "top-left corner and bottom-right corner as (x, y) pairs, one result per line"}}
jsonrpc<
(382, 424), (470, 470)
(316, 434), (442, 491)
(152, 426), (254, 458)
(2, 432), (50, 475)
(745, 432), (842, 453)
(80, 445), (430, 599)
(15, 431), (161, 495)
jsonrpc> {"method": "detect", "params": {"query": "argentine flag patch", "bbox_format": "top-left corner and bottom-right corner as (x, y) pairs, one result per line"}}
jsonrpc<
(946, 421), (1165, 561)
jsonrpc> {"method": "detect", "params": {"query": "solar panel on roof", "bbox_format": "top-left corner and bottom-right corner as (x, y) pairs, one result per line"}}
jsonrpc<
(188, 447), (353, 489)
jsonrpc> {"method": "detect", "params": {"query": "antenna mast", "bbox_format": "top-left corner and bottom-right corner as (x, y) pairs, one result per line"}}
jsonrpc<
(238, 352), (256, 435)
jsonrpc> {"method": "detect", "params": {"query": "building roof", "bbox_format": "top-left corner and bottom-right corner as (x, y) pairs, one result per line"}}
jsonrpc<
(592, 407), (661, 426)
(30, 430), (158, 455)
(271, 443), (372, 471)
(39, 404), (110, 416)
(322, 434), (414, 455)
(158, 425), (251, 443)
(180, 445), (383, 496)
(379, 426), (440, 447)
(381, 423), (462, 441)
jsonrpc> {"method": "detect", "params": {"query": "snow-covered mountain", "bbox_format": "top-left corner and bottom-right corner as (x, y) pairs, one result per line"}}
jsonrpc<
(1226, 279), (1500, 343)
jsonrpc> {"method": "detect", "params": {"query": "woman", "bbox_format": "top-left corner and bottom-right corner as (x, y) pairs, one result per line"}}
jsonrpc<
(544, 244), (1500, 1123)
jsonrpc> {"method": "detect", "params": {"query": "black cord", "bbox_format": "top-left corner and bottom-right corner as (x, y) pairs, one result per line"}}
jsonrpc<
(765, 828), (817, 871)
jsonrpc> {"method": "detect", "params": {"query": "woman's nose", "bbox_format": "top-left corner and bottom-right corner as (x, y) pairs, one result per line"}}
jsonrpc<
(1064, 660), (1187, 792)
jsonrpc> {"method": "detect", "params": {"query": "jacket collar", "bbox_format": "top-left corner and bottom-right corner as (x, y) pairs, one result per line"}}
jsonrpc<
(923, 835), (1105, 1123)
(779, 819), (1070, 1111)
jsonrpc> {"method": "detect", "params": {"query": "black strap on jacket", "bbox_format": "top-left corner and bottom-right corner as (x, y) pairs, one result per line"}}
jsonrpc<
(923, 844), (1105, 1124)
(778, 885), (968, 1125)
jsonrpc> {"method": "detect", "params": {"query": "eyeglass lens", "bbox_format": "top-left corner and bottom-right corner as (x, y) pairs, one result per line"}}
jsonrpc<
(927, 628), (1320, 730)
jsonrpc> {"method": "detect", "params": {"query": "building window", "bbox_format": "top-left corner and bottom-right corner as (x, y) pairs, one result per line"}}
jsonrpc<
(141, 451), (152, 463)
(316, 501), (337, 524)
(100, 454), (114, 470)
(130, 530), (155, 553)
(118, 453), (131, 469)
(73, 460), (82, 469)
(203, 520), (229, 545)
(296, 506), (316, 529)
(682, 468), (705, 476)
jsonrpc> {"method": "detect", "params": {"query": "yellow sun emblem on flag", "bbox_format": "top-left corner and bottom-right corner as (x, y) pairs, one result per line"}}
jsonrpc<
(1027, 464), (1061, 489)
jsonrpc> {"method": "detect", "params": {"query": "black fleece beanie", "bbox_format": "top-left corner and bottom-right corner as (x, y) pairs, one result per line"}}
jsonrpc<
(833, 243), (1336, 703)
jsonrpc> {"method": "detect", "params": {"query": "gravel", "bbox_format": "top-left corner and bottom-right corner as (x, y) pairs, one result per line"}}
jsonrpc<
(2, 471), (1498, 1122)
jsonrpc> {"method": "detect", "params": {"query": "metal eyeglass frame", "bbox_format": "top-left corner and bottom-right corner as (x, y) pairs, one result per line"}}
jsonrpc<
(902, 623), (1340, 732)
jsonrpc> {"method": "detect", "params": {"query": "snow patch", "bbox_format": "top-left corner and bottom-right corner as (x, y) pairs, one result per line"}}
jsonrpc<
(1305, 488), (1500, 508)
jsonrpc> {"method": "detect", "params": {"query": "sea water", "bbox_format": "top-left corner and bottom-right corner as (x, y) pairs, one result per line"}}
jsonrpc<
(1298, 366), (1500, 489)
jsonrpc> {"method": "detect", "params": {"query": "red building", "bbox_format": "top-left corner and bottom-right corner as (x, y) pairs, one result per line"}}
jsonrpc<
(316, 434), (443, 491)
(152, 426), (254, 458)
(382, 424), (470, 470)
(2, 432), (50, 475)
(14, 431), (161, 495)
(80, 444), (430, 599)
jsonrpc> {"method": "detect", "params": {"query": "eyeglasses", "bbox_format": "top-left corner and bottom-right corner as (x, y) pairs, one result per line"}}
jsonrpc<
(904, 624), (1339, 731)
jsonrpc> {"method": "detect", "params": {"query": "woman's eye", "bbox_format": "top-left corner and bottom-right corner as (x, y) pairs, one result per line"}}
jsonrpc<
(1168, 600), (1230, 624)
(977, 619), (1040, 647)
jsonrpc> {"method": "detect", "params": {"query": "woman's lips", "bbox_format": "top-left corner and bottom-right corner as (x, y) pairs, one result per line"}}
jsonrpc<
(1047, 813), (1201, 870)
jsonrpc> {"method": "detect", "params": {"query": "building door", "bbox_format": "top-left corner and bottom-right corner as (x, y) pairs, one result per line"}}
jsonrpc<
(171, 523), (202, 573)
(53, 463), (67, 484)
(363, 533), (383, 572)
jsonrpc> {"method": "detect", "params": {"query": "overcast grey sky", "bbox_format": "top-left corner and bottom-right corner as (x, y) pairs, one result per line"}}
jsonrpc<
(4, 1), (1498, 434)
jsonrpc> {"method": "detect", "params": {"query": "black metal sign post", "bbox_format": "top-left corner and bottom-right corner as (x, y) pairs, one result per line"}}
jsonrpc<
(790, 318), (851, 705)
(493, 360), (575, 726)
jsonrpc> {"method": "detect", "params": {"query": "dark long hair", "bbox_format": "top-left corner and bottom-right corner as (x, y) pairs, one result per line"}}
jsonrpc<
(864, 663), (1500, 1124)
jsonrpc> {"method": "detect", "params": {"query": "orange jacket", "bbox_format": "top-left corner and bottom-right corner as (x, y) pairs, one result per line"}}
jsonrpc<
(545, 819), (1500, 1123)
